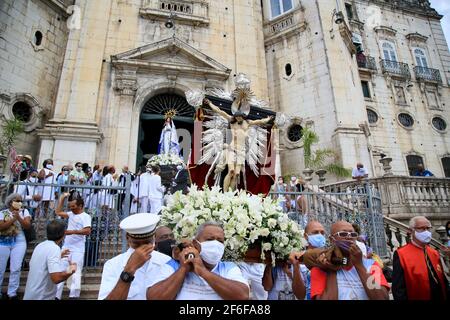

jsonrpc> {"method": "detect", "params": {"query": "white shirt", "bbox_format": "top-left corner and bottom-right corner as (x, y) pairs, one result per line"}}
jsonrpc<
(0, 209), (30, 234)
(148, 174), (164, 199)
(147, 261), (249, 300)
(23, 240), (64, 300)
(98, 248), (171, 300)
(336, 259), (375, 300)
(267, 264), (309, 300)
(62, 211), (92, 252)
(352, 167), (368, 178)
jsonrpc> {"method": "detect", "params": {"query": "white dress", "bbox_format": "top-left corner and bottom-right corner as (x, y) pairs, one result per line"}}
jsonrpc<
(41, 168), (56, 201)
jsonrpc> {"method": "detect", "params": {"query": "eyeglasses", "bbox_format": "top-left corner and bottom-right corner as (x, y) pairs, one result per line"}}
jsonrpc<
(333, 231), (359, 238)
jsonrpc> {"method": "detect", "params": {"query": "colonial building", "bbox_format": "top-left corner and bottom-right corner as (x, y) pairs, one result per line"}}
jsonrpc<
(1, 0), (449, 180)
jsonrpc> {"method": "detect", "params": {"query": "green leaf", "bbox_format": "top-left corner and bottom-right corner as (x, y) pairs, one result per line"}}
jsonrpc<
(324, 163), (352, 178)
(0, 118), (24, 155)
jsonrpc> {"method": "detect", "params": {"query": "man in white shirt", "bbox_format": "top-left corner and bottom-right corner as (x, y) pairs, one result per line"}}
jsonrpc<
(352, 162), (369, 182)
(23, 220), (77, 300)
(98, 213), (171, 300)
(55, 191), (92, 299)
(148, 165), (165, 214)
(147, 221), (249, 300)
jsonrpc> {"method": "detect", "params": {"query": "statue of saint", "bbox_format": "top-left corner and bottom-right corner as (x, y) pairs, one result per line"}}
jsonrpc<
(157, 116), (180, 156)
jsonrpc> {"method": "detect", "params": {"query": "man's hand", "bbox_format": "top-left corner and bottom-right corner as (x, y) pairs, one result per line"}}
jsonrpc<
(179, 246), (203, 274)
(124, 244), (154, 275)
(202, 98), (211, 107)
(281, 263), (293, 280)
(349, 243), (363, 267)
(61, 192), (70, 199)
(288, 251), (304, 266)
(68, 263), (77, 274)
(317, 252), (341, 271)
(61, 249), (70, 259)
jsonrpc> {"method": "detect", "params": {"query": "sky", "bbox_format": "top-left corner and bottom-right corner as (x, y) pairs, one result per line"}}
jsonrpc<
(429, 0), (450, 49)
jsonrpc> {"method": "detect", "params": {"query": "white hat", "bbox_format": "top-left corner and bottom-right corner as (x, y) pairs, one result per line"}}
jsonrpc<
(120, 213), (160, 239)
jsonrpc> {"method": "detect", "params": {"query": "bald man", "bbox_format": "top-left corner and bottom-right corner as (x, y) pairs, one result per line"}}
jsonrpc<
(352, 162), (368, 181)
(304, 221), (327, 249)
(310, 221), (389, 300)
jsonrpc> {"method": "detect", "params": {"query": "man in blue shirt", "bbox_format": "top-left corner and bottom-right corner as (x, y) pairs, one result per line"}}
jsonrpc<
(414, 164), (433, 177)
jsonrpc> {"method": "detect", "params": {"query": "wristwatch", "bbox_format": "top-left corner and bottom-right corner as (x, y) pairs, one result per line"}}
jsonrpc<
(120, 271), (135, 283)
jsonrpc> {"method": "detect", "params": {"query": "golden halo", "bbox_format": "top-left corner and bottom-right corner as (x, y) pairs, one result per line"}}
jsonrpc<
(164, 109), (177, 119)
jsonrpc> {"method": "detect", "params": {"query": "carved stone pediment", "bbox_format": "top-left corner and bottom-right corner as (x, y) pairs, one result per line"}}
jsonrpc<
(111, 37), (231, 93)
(406, 32), (428, 43)
(374, 26), (397, 38)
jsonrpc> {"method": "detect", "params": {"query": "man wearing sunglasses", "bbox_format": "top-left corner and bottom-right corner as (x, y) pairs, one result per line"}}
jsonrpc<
(392, 216), (448, 300)
(310, 221), (389, 300)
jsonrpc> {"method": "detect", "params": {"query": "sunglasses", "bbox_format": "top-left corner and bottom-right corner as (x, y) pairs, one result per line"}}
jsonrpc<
(333, 231), (359, 238)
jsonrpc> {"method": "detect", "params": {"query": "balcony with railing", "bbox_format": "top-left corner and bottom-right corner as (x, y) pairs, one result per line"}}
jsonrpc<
(380, 60), (411, 79)
(414, 66), (442, 84)
(357, 55), (377, 72)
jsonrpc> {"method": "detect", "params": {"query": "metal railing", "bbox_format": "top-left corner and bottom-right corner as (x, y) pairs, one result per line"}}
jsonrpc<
(357, 55), (377, 71)
(0, 178), (132, 268)
(413, 66), (442, 83)
(269, 182), (389, 258)
(380, 59), (411, 79)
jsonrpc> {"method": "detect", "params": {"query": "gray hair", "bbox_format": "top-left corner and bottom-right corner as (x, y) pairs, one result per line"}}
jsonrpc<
(195, 221), (223, 238)
(5, 193), (22, 208)
(409, 216), (430, 229)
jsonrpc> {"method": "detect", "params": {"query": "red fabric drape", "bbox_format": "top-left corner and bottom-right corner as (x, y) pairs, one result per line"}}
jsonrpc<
(188, 120), (275, 195)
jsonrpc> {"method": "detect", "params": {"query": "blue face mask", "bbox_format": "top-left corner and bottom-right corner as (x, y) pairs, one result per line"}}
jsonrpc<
(307, 234), (326, 248)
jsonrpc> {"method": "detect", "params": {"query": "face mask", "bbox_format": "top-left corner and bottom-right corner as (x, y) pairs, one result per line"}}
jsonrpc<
(11, 201), (22, 210)
(63, 171), (69, 175)
(415, 230), (432, 244)
(291, 177), (296, 182)
(146, 168), (151, 172)
(307, 234), (326, 248)
(334, 239), (354, 253)
(29, 177), (38, 183)
(198, 240), (224, 265)
(176, 165), (183, 171)
(46, 164), (53, 170)
(76, 167), (82, 172)
(156, 239), (176, 257)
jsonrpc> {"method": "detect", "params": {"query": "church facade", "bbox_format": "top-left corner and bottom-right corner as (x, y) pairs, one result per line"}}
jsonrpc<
(1, 0), (449, 180)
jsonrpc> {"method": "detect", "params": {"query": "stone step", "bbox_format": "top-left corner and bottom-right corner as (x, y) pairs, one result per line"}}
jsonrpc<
(2, 271), (103, 285)
(1, 283), (100, 300)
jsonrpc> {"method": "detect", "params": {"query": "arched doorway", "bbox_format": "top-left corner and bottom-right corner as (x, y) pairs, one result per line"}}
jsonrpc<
(137, 93), (195, 168)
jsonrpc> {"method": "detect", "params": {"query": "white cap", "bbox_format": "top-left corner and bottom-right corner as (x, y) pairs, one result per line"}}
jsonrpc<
(120, 213), (160, 239)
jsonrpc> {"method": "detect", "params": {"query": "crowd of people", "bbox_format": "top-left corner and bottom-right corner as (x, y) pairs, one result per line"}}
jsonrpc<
(1, 156), (449, 301)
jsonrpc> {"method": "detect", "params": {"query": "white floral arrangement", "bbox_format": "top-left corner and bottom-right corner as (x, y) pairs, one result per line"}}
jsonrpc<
(161, 185), (304, 261)
(147, 153), (184, 167)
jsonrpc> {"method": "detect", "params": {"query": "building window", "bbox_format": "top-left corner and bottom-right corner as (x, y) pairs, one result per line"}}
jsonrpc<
(414, 48), (428, 68)
(406, 155), (424, 176)
(432, 117), (447, 131)
(442, 157), (450, 177)
(367, 109), (378, 124)
(34, 31), (43, 46)
(287, 124), (303, 142)
(345, 3), (353, 20)
(352, 33), (363, 53)
(426, 90), (439, 109)
(395, 86), (406, 104)
(12, 102), (33, 123)
(382, 41), (397, 61)
(361, 81), (371, 98)
(285, 63), (292, 76)
(398, 113), (414, 128)
(270, 0), (293, 18)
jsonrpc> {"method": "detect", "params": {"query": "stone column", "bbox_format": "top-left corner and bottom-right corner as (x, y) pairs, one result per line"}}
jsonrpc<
(37, 0), (111, 169)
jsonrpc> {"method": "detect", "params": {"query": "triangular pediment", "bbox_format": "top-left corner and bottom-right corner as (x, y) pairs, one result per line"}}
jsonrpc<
(111, 36), (231, 80)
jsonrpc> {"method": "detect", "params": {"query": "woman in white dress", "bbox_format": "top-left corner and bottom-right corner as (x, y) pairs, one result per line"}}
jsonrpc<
(157, 117), (180, 155)
(37, 159), (56, 218)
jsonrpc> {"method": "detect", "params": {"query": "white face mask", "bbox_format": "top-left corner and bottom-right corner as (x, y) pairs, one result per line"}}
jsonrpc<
(198, 240), (224, 265)
(176, 165), (183, 171)
(46, 164), (53, 170)
(415, 230), (432, 244)
(29, 177), (38, 183)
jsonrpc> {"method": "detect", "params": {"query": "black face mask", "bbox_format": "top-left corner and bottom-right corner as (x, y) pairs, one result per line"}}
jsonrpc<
(156, 239), (176, 257)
